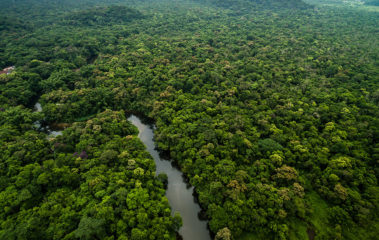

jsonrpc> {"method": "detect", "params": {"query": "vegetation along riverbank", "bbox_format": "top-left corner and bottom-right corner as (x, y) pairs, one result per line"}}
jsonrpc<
(0, 0), (378, 239)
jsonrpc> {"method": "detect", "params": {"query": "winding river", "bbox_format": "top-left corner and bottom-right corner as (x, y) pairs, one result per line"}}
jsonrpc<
(127, 115), (211, 240)
(33, 103), (210, 239)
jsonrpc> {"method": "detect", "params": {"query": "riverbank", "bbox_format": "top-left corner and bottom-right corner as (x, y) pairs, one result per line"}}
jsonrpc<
(128, 115), (211, 240)
(33, 102), (65, 137)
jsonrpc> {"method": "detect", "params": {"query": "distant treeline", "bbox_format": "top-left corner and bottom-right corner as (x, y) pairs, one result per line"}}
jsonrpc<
(194, 0), (311, 10)
(365, 0), (379, 6)
(61, 6), (144, 26)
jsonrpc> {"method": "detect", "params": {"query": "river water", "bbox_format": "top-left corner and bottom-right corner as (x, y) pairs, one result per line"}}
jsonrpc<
(127, 115), (211, 240)
(34, 102), (62, 137)
(32, 104), (210, 238)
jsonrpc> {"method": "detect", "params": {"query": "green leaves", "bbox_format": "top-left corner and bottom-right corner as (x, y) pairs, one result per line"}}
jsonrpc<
(0, 110), (178, 239)
(0, 0), (378, 239)
(74, 216), (106, 240)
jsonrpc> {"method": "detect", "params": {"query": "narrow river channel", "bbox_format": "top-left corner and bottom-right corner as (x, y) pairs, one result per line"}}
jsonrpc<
(33, 104), (210, 239)
(127, 115), (211, 240)
(34, 102), (62, 137)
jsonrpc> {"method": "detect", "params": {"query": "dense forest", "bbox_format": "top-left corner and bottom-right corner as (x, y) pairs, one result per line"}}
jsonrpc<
(365, 0), (379, 7)
(0, 0), (378, 239)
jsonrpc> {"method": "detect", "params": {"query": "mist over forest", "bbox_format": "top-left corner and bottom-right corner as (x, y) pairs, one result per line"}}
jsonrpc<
(0, 0), (378, 240)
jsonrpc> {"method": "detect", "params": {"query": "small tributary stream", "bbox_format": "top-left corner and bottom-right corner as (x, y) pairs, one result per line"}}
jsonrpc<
(128, 115), (211, 240)
(34, 102), (63, 137)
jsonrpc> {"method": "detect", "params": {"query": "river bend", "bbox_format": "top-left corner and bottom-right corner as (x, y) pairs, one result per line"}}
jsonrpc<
(128, 115), (210, 240)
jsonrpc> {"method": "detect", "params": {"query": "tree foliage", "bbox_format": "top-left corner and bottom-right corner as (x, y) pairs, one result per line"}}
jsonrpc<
(0, 0), (378, 239)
